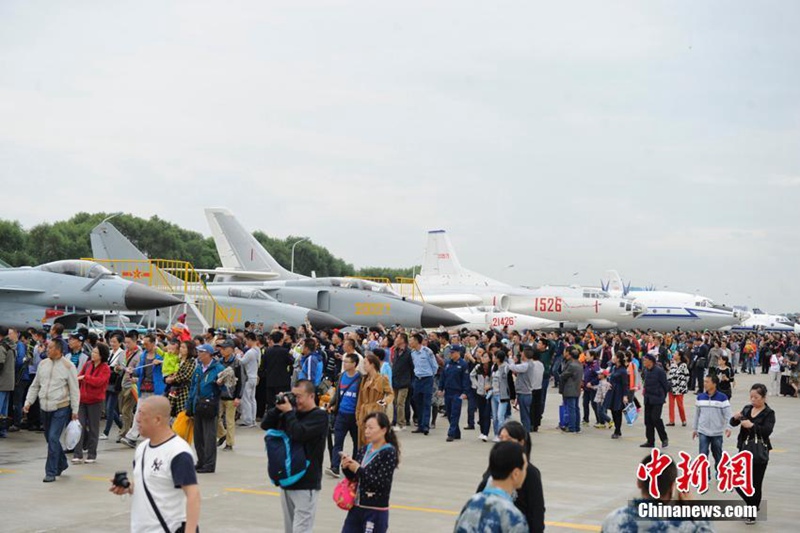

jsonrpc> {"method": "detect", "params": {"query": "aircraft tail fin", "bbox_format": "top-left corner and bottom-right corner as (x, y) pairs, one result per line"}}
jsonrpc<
(90, 221), (183, 286)
(420, 230), (465, 277)
(204, 208), (300, 280)
(603, 270), (626, 296)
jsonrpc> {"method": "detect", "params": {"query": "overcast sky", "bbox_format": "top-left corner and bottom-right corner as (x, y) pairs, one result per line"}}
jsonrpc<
(2, 1), (798, 312)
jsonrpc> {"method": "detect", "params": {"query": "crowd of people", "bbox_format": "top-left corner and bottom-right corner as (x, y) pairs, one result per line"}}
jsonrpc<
(1, 318), (792, 531)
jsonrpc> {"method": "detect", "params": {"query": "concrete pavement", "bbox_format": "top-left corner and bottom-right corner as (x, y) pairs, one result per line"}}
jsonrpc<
(1, 371), (797, 532)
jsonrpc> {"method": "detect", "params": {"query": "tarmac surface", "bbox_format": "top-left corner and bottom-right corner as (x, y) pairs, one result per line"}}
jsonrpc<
(1, 371), (797, 532)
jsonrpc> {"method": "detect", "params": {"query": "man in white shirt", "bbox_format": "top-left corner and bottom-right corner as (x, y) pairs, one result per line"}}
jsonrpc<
(110, 396), (200, 533)
(238, 332), (260, 427)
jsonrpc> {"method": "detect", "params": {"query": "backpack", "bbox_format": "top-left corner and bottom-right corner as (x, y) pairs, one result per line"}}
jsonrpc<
(265, 429), (309, 488)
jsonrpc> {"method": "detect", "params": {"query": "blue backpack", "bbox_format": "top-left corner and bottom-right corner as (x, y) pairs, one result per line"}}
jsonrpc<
(265, 429), (309, 488)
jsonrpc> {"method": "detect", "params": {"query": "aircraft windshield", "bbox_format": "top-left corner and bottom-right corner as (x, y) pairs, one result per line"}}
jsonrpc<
(285, 277), (401, 296)
(228, 287), (271, 300)
(36, 260), (114, 279)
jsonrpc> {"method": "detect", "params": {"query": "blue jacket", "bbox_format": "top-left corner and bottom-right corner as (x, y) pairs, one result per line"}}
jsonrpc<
(439, 357), (470, 395)
(188, 359), (224, 411)
(642, 364), (669, 405)
(135, 350), (165, 396)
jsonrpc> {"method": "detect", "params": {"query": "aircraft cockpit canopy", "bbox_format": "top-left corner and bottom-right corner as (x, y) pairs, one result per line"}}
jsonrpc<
(227, 287), (274, 301)
(36, 260), (114, 279)
(288, 277), (401, 297)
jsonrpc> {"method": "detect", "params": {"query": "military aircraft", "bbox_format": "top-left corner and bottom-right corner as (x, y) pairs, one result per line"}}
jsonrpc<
(90, 221), (348, 330)
(448, 306), (558, 332)
(413, 230), (642, 329)
(600, 270), (744, 332)
(722, 308), (800, 334)
(204, 208), (464, 329)
(0, 259), (181, 329)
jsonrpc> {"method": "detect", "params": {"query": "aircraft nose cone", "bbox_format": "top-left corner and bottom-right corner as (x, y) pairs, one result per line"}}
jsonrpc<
(124, 283), (182, 310)
(307, 310), (349, 330)
(420, 304), (465, 328)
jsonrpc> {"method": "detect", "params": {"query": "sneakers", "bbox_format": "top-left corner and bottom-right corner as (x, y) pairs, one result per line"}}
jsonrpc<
(492, 436), (500, 442)
(594, 423), (606, 429)
(479, 434), (488, 442)
(217, 437), (226, 447)
(43, 475), (56, 483)
(325, 467), (341, 479)
(611, 433), (621, 439)
(606, 422), (614, 429)
(120, 437), (136, 449)
(224, 445), (233, 451)
(446, 437), (455, 442)
(71, 457), (84, 464)
(99, 434), (108, 440)
(662, 440), (669, 448)
(395, 426), (405, 432)
(85, 458), (96, 464)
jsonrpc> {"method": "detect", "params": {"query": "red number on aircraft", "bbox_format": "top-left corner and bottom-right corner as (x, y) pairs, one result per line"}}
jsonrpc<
(535, 297), (562, 313)
(491, 316), (516, 327)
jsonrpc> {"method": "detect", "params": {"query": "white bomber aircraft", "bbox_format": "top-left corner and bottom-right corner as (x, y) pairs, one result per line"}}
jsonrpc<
(448, 306), (558, 332)
(600, 270), (745, 332)
(413, 230), (643, 329)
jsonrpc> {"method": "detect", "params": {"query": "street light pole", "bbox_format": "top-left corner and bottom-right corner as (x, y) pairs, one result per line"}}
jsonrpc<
(290, 238), (310, 273)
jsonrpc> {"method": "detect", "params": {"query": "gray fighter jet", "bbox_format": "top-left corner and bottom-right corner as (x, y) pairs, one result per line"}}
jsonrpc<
(0, 259), (181, 329)
(204, 208), (464, 329)
(90, 221), (348, 330)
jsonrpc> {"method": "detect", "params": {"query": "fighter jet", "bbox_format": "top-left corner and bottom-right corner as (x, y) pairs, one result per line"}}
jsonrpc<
(0, 259), (181, 329)
(600, 270), (744, 332)
(90, 221), (348, 330)
(412, 230), (642, 329)
(204, 208), (464, 329)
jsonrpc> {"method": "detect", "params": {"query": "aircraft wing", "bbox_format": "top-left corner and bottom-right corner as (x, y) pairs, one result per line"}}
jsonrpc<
(164, 268), (280, 280)
(422, 293), (484, 308)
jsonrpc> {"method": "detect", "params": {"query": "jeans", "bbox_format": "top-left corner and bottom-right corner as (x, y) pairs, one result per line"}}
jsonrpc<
(465, 388), (477, 428)
(412, 376), (433, 432)
(582, 388), (598, 423)
(42, 406), (71, 477)
(563, 397), (579, 432)
(103, 391), (122, 436)
(476, 394), (492, 436)
(517, 393), (532, 433)
(595, 397), (611, 425)
(699, 433), (723, 472)
(0, 391), (9, 436)
(444, 392), (463, 439)
(491, 395), (508, 436)
(331, 412), (358, 471)
(75, 402), (102, 460)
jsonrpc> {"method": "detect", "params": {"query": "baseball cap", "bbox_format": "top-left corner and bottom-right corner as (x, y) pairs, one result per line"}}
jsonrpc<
(69, 333), (85, 342)
(197, 344), (215, 354)
(217, 339), (235, 349)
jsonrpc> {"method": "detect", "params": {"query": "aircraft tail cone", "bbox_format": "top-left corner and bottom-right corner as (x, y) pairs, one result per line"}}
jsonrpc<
(124, 284), (182, 310)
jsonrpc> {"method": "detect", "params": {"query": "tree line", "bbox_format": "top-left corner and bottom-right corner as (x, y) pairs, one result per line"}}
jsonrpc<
(0, 213), (417, 281)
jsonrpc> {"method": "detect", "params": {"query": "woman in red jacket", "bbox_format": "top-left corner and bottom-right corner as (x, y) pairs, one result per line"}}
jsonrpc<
(73, 343), (111, 464)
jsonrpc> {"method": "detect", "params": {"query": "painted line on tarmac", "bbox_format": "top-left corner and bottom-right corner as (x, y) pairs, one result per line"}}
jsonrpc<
(0, 469), (19, 474)
(83, 475), (112, 482)
(224, 487), (601, 531)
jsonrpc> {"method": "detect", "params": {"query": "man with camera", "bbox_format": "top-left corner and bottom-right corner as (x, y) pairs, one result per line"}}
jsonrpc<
(261, 379), (328, 533)
(109, 396), (200, 533)
(186, 344), (224, 473)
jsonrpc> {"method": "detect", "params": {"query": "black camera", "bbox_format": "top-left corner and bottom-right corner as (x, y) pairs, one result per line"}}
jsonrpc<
(275, 392), (296, 407)
(113, 470), (130, 489)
